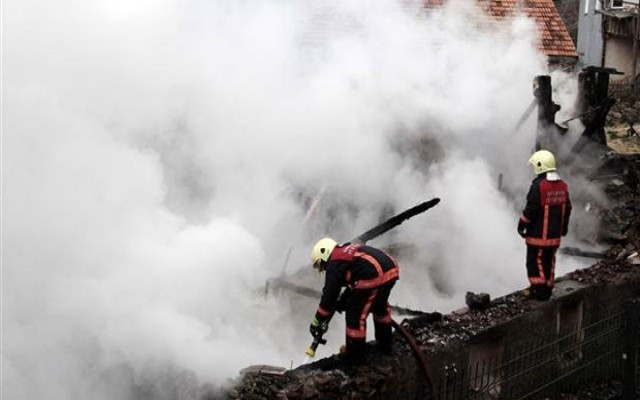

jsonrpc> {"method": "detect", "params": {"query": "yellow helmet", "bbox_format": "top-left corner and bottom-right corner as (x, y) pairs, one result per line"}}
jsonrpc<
(528, 150), (556, 175)
(311, 237), (337, 272)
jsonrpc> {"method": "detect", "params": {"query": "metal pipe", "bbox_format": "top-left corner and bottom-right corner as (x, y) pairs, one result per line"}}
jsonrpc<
(559, 105), (604, 125)
(632, 10), (639, 97)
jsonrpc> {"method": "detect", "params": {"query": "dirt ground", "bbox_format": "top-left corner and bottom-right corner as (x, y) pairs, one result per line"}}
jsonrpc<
(606, 98), (640, 154)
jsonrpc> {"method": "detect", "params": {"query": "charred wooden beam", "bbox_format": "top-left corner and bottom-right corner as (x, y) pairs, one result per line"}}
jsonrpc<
(560, 246), (607, 259)
(572, 67), (623, 152)
(533, 75), (565, 150)
(352, 198), (440, 244)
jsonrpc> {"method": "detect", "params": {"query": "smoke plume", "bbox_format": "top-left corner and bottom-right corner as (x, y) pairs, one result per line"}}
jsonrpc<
(3, 0), (585, 398)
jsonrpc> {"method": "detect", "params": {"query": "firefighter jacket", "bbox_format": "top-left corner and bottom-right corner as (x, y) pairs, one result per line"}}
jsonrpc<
(520, 172), (571, 247)
(314, 244), (399, 321)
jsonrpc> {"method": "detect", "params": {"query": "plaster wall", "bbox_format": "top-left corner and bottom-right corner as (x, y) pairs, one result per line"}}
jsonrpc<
(605, 36), (639, 80)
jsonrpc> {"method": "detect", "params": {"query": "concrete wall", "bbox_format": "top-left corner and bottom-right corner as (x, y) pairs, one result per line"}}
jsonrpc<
(405, 278), (640, 399)
(375, 277), (640, 399)
(577, 0), (604, 67)
(605, 36), (639, 81)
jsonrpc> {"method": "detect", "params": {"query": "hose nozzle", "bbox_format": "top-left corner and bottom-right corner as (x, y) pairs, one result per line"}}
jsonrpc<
(305, 347), (316, 358)
(305, 335), (326, 359)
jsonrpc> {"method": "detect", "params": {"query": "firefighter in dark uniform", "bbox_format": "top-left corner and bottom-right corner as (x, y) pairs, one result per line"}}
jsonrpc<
(309, 238), (399, 362)
(518, 150), (571, 301)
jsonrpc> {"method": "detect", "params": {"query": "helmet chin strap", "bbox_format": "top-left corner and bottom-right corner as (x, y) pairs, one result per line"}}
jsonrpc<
(313, 259), (326, 272)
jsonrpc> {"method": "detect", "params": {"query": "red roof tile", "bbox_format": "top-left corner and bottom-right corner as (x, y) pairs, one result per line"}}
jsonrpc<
(422, 0), (577, 58)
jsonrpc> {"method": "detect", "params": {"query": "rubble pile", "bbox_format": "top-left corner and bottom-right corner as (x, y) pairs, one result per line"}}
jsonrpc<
(571, 151), (640, 284)
(226, 349), (417, 400)
(605, 97), (640, 154)
(568, 244), (640, 284)
(406, 294), (538, 349)
(607, 98), (640, 130)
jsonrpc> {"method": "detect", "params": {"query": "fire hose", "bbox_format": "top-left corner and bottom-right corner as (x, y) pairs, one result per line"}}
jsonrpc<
(391, 319), (437, 399)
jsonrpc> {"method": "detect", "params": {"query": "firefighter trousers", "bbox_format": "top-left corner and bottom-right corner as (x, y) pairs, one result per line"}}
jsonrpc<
(526, 245), (558, 301)
(344, 280), (396, 362)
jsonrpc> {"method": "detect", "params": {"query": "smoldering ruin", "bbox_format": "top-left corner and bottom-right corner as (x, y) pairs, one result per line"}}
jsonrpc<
(224, 71), (640, 400)
(4, 1), (640, 400)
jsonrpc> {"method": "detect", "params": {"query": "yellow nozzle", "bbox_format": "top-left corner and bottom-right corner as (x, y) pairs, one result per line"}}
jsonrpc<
(305, 347), (316, 358)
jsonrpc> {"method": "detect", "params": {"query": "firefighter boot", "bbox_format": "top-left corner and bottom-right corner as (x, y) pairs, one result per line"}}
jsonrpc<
(526, 285), (551, 301)
(345, 337), (366, 364)
(374, 321), (393, 354)
(535, 286), (552, 301)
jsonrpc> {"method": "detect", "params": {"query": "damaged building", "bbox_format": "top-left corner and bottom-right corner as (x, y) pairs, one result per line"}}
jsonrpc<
(422, 0), (578, 66)
(578, 0), (640, 85)
(226, 46), (640, 400)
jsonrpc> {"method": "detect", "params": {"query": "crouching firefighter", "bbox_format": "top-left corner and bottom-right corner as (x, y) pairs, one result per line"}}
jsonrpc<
(308, 238), (399, 363)
(518, 150), (571, 301)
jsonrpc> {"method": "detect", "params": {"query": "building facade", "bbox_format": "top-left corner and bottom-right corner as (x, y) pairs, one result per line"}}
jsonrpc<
(577, 0), (639, 82)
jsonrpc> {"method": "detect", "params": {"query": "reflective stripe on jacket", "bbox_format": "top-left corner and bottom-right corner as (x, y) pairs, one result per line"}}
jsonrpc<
(521, 173), (571, 247)
(315, 244), (399, 320)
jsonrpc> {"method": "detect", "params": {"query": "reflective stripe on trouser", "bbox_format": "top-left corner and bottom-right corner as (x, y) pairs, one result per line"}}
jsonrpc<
(526, 245), (558, 290)
(372, 282), (395, 353)
(345, 281), (396, 357)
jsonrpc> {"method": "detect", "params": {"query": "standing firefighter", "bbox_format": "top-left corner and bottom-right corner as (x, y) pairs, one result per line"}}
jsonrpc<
(309, 238), (399, 363)
(518, 150), (572, 301)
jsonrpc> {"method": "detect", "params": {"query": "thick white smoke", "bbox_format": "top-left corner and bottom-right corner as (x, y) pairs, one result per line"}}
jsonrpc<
(3, 0), (584, 398)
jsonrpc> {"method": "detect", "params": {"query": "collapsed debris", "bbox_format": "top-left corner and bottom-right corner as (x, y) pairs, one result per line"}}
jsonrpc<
(464, 292), (491, 311)
(560, 246), (607, 259)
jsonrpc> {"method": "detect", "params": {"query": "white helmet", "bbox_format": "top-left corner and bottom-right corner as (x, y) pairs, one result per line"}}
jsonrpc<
(528, 150), (557, 175)
(310, 237), (337, 272)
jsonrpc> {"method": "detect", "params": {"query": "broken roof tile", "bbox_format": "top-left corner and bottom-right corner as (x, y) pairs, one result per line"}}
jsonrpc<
(422, 0), (577, 58)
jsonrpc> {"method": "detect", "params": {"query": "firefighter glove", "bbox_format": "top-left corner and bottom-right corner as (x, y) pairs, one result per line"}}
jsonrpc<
(309, 316), (328, 338)
(517, 219), (528, 238)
